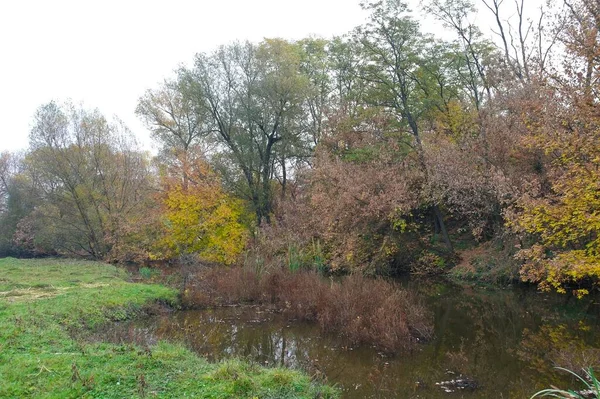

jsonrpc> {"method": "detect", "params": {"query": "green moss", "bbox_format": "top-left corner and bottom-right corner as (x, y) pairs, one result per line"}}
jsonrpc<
(0, 258), (337, 398)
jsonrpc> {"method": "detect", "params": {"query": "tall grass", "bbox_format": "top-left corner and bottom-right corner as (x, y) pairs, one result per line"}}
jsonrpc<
(182, 266), (432, 353)
(531, 367), (600, 399)
(286, 239), (328, 274)
(139, 266), (160, 280)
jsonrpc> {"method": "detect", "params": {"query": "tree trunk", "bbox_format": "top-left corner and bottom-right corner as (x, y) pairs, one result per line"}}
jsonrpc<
(433, 204), (453, 253)
(281, 157), (287, 199)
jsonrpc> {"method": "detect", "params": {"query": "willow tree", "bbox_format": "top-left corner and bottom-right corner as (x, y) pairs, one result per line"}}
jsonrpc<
(179, 39), (311, 223)
(24, 102), (153, 259)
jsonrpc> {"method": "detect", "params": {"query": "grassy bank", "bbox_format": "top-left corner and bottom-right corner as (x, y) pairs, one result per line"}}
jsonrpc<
(0, 258), (336, 398)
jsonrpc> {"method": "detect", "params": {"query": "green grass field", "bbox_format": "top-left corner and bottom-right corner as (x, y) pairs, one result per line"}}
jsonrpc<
(0, 258), (336, 398)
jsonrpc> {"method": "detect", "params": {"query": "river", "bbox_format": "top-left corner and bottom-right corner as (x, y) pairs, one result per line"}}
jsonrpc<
(100, 279), (600, 398)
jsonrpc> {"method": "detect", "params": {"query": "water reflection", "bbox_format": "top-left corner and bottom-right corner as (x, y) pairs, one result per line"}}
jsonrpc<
(101, 281), (600, 398)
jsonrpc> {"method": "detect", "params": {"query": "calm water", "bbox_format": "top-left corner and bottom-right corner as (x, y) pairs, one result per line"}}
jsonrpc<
(101, 280), (600, 398)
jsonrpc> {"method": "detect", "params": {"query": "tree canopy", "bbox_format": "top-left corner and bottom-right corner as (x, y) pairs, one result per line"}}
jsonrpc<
(2, 0), (599, 295)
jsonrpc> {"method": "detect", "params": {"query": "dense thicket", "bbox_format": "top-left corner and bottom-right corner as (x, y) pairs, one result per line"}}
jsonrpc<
(1, 0), (599, 295)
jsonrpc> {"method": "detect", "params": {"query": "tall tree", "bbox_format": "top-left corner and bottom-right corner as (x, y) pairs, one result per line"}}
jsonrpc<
(137, 77), (210, 188)
(298, 37), (334, 147)
(509, 0), (600, 296)
(0, 152), (11, 214)
(425, 0), (494, 110)
(180, 40), (310, 223)
(328, 36), (367, 114)
(355, 0), (456, 251)
(478, 0), (561, 81)
(25, 102), (153, 259)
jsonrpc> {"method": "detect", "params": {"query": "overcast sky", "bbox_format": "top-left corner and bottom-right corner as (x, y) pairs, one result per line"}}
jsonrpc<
(0, 0), (544, 153)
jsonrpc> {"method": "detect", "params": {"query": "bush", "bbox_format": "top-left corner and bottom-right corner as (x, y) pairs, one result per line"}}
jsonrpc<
(139, 267), (160, 280)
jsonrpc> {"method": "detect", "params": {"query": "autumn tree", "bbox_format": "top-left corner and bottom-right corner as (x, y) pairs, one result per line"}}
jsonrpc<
(177, 39), (311, 223)
(0, 152), (36, 255)
(136, 77), (210, 189)
(22, 101), (154, 260)
(152, 153), (250, 265)
(353, 0), (464, 251)
(308, 110), (425, 273)
(560, 0), (600, 99)
(508, 0), (600, 295)
(509, 86), (600, 296)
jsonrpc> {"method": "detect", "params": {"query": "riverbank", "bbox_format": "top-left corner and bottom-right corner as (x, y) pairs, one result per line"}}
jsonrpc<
(0, 258), (337, 398)
(107, 273), (600, 398)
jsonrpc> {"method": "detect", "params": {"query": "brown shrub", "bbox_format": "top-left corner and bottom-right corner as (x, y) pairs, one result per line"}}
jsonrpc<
(183, 266), (262, 306)
(182, 266), (432, 353)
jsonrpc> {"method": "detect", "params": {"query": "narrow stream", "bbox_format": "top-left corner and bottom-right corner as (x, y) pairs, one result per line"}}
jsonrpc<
(101, 280), (600, 398)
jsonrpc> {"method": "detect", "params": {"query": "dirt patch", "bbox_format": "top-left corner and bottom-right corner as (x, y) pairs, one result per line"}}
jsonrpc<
(0, 283), (111, 303)
(80, 283), (109, 289)
(453, 246), (489, 274)
(450, 239), (521, 284)
(0, 287), (68, 302)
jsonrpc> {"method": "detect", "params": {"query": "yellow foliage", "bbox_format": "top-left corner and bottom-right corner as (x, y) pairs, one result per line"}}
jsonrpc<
(153, 177), (251, 265)
(432, 100), (479, 141)
(513, 123), (600, 295)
